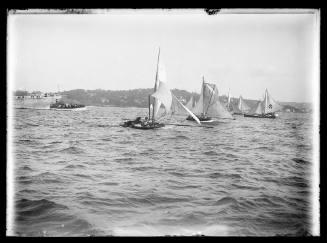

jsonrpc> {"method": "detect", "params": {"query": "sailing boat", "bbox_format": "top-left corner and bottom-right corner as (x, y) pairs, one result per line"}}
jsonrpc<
(185, 96), (194, 110)
(121, 49), (201, 129)
(232, 95), (251, 115)
(186, 76), (233, 123)
(244, 89), (282, 119)
(226, 88), (233, 112)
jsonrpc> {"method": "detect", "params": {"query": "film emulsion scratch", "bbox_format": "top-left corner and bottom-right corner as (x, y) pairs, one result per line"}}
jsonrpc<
(7, 9), (320, 237)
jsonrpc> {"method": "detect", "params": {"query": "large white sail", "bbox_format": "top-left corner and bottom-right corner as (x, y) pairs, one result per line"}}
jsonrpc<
(248, 100), (263, 115)
(185, 96), (194, 110)
(237, 95), (251, 113)
(152, 49), (167, 120)
(192, 82), (204, 116)
(192, 80), (233, 119)
(205, 84), (233, 119)
(262, 89), (282, 114)
(171, 95), (201, 125)
(227, 88), (231, 109)
(151, 81), (172, 115)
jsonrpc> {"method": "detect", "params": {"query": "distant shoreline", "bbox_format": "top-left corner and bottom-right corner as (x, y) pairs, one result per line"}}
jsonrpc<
(13, 89), (312, 113)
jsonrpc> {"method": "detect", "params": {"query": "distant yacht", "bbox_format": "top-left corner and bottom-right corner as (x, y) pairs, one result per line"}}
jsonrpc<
(14, 92), (62, 109)
(244, 89), (282, 119)
(232, 95), (251, 115)
(186, 76), (233, 123)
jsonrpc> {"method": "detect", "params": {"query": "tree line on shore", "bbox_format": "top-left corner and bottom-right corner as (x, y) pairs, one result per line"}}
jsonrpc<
(13, 88), (311, 113)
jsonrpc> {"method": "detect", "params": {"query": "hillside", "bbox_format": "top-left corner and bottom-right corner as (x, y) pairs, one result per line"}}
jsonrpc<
(13, 89), (311, 113)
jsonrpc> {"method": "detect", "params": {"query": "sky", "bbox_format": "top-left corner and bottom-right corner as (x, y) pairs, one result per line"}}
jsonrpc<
(8, 9), (319, 103)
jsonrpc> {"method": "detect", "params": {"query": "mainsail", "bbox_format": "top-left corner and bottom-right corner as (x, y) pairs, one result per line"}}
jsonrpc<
(152, 48), (167, 120)
(246, 89), (282, 116)
(171, 95), (201, 124)
(192, 78), (233, 119)
(226, 88), (231, 110)
(150, 49), (200, 125)
(151, 81), (172, 116)
(262, 89), (282, 114)
(233, 95), (251, 113)
(248, 100), (263, 115)
(185, 96), (194, 110)
(192, 81), (204, 115)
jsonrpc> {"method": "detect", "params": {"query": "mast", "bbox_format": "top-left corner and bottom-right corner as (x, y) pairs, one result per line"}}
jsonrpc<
(204, 84), (215, 116)
(148, 95), (151, 120)
(202, 76), (205, 115)
(227, 88), (230, 109)
(152, 47), (160, 123)
(264, 89), (268, 114)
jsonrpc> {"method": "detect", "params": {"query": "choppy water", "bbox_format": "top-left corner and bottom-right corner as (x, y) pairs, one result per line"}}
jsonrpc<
(10, 106), (313, 236)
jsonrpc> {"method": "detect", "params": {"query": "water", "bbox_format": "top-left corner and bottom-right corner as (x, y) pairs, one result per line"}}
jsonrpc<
(11, 107), (313, 236)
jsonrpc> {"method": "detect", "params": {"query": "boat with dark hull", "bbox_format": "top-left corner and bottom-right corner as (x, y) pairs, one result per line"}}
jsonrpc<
(122, 48), (201, 130)
(14, 92), (61, 109)
(244, 113), (278, 119)
(50, 102), (86, 111)
(244, 89), (282, 119)
(184, 77), (234, 124)
(129, 122), (165, 130)
(231, 95), (251, 116)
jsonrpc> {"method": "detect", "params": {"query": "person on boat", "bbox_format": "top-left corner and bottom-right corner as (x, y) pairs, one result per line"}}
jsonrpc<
(141, 117), (150, 127)
(123, 116), (142, 127)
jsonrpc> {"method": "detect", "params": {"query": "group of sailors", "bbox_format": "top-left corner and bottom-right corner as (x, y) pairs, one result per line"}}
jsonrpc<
(123, 116), (154, 127)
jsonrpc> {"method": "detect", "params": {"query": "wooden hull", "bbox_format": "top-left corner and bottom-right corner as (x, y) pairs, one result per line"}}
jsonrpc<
(244, 113), (277, 119)
(129, 123), (165, 129)
(50, 107), (86, 111)
(120, 120), (165, 129)
(186, 115), (212, 122)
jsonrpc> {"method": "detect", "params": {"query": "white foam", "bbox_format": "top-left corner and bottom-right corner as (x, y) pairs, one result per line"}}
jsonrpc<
(112, 224), (229, 236)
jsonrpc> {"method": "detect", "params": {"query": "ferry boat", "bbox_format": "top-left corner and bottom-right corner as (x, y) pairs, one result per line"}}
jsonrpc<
(50, 102), (86, 111)
(14, 92), (62, 109)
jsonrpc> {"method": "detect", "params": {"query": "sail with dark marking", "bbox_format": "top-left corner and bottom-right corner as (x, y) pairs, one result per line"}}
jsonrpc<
(262, 89), (282, 114)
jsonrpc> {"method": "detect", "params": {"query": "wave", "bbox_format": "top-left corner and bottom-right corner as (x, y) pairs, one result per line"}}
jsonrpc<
(59, 146), (85, 154)
(213, 197), (238, 206)
(231, 183), (264, 190)
(111, 224), (230, 236)
(15, 198), (68, 219)
(20, 165), (33, 171)
(114, 157), (133, 162)
(292, 158), (310, 164)
(73, 173), (92, 179)
(208, 172), (242, 179)
(14, 198), (96, 236)
(203, 151), (219, 156)
(64, 164), (85, 169)
(168, 135), (190, 140)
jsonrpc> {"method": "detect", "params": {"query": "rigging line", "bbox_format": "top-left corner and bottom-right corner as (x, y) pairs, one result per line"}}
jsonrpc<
(204, 84), (216, 116)
(152, 47), (160, 123)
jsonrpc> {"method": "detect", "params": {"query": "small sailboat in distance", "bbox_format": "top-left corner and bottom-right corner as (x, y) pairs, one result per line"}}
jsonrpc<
(232, 95), (251, 115)
(186, 76), (233, 123)
(244, 89), (282, 119)
(226, 88), (233, 112)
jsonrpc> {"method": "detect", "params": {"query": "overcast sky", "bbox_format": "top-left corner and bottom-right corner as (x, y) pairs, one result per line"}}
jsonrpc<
(8, 9), (319, 102)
